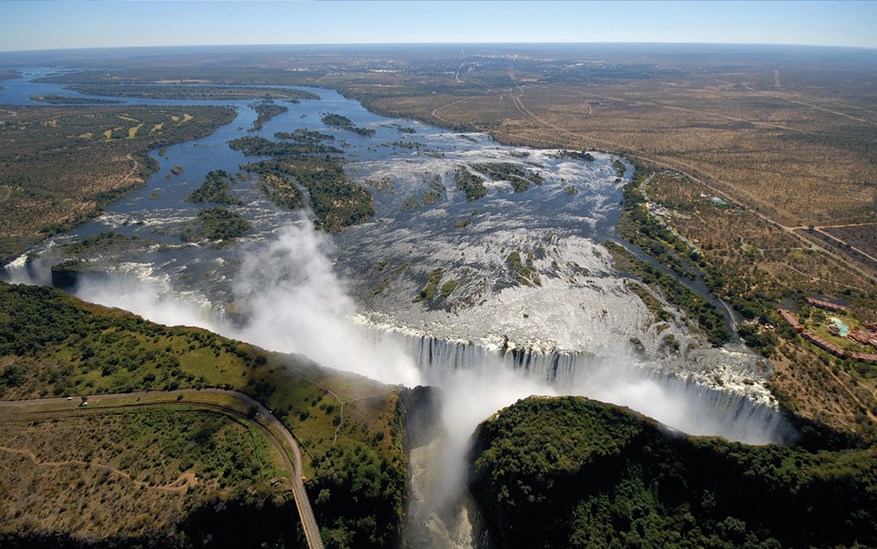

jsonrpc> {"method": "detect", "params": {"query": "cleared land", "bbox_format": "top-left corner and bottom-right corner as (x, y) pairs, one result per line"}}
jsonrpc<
(0, 399), (295, 546)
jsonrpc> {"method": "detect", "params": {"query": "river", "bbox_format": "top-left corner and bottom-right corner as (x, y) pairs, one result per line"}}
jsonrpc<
(1, 68), (797, 547)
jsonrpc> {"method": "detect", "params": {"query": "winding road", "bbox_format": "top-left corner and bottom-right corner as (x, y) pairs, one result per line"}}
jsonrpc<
(0, 389), (324, 549)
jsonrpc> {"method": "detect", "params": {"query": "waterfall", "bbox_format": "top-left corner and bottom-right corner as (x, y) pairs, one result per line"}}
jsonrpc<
(361, 322), (797, 445)
(371, 320), (798, 549)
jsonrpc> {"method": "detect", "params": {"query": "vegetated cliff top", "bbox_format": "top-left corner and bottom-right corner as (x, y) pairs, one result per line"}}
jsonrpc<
(0, 281), (406, 548)
(469, 396), (877, 549)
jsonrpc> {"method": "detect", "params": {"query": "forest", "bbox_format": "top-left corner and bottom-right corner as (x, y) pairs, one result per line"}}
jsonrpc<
(470, 396), (877, 549)
(65, 84), (320, 101)
(250, 102), (289, 132)
(186, 170), (242, 205)
(320, 113), (376, 136)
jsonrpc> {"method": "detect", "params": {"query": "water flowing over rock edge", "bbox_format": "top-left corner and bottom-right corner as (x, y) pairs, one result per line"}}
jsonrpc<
(356, 314), (797, 446)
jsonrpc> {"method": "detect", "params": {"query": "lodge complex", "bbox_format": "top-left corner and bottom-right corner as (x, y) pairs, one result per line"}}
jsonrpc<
(778, 302), (877, 364)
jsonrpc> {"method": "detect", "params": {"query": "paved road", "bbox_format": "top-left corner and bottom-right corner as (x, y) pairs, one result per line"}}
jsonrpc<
(0, 389), (324, 549)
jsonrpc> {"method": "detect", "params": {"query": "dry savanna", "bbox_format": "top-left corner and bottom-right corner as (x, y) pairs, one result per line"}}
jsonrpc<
(0, 407), (289, 543)
(307, 48), (877, 435)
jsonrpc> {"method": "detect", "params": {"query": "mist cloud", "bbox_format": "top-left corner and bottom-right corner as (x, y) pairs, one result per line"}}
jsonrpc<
(232, 221), (421, 386)
(66, 218), (791, 446)
(46, 218), (792, 545)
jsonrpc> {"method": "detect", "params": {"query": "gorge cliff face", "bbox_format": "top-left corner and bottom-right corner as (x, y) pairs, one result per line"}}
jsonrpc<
(365, 325), (794, 445)
(468, 396), (877, 549)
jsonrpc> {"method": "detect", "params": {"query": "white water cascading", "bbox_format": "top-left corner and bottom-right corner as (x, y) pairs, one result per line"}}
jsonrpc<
(361, 322), (797, 445)
(360, 322), (797, 548)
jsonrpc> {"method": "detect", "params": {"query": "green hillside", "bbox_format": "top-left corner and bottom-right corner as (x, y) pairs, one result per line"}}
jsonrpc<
(470, 396), (877, 548)
(0, 282), (406, 548)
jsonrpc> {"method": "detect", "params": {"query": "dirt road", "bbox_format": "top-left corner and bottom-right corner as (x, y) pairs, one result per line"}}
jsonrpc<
(0, 388), (324, 549)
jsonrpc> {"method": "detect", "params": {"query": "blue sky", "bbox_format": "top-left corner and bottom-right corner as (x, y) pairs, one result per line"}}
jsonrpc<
(1, 1), (875, 52)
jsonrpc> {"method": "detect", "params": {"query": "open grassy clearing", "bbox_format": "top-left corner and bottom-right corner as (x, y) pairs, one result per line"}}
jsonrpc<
(0, 406), (291, 543)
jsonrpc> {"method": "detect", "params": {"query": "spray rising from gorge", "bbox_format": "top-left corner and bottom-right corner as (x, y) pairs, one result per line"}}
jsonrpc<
(57, 216), (792, 443)
(52, 216), (794, 547)
(0, 78), (797, 547)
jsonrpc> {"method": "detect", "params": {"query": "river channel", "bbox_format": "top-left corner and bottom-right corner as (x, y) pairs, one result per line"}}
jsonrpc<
(2, 68), (797, 546)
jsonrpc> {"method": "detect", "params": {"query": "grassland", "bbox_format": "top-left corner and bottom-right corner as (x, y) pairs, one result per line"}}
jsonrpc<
(0, 282), (407, 547)
(0, 105), (236, 263)
(0, 406), (294, 546)
(345, 64), (876, 226)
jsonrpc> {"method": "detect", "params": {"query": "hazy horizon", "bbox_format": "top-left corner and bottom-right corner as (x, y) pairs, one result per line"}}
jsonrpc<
(2, 41), (876, 57)
(2, 1), (876, 53)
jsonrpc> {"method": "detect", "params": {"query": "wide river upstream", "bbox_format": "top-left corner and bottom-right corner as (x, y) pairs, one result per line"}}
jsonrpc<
(1, 69), (797, 546)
